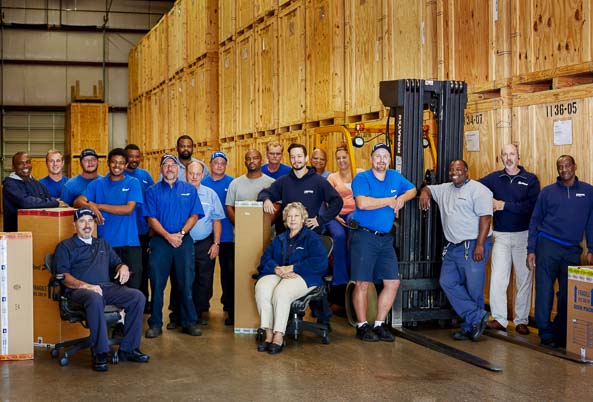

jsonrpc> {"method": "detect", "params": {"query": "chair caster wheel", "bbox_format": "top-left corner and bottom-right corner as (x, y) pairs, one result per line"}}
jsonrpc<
(322, 336), (330, 345)
(51, 349), (59, 358)
(59, 357), (69, 366)
(112, 351), (119, 365)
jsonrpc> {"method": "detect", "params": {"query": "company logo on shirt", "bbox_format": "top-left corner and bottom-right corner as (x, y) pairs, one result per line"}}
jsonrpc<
(304, 190), (314, 194)
(390, 189), (397, 193)
(122, 187), (130, 192)
(576, 193), (586, 197)
(181, 193), (191, 196)
(518, 181), (528, 186)
(296, 246), (305, 250)
(142, 180), (149, 184)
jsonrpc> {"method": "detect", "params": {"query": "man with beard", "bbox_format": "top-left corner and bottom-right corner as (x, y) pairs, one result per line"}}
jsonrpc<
(74, 148), (144, 290)
(124, 144), (155, 303)
(261, 142), (291, 180)
(419, 160), (493, 342)
(39, 149), (69, 198)
(144, 154), (204, 339)
(258, 143), (342, 326)
(479, 144), (540, 335)
(2, 151), (66, 232)
(527, 155), (593, 348)
(61, 148), (102, 205)
(174, 135), (209, 181)
(202, 151), (235, 325)
(349, 144), (416, 342)
(53, 208), (148, 372)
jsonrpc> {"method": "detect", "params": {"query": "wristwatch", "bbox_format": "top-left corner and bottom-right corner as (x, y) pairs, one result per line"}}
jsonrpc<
(213, 241), (220, 246)
(180, 229), (186, 236)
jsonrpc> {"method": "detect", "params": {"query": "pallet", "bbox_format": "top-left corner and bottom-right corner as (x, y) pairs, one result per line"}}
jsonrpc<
(513, 68), (593, 93)
(345, 110), (385, 124)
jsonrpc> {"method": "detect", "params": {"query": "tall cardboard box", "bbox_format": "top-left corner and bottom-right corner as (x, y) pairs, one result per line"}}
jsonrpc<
(567, 266), (593, 361)
(0, 233), (34, 360)
(234, 202), (272, 333)
(18, 208), (89, 346)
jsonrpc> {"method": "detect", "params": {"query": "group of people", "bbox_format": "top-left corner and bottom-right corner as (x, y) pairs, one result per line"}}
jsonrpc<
(3, 135), (588, 368)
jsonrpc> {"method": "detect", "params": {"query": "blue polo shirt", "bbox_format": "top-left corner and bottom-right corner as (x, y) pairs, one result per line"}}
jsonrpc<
(190, 185), (226, 241)
(262, 163), (291, 180)
(54, 236), (122, 285)
(61, 174), (102, 206)
(40, 175), (69, 198)
(124, 168), (155, 235)
(83, 175), (143, 247)
(352, 169), (415, 233)
(144, 180), (204, 234)
(202, 174), (234, 242)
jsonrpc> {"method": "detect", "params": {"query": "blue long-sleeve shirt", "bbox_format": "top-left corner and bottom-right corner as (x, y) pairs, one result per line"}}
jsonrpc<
(479, 166), (540, 232)
(527, 176), (593, 253)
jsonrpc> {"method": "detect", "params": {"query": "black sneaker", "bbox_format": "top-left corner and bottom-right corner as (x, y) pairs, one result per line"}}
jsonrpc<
(356, 323), (379, 342)
(93, 352), (109, 372)
(452, 330), (471, 341)
(373, 323), (395, 342)
(471, 312), (490, 341)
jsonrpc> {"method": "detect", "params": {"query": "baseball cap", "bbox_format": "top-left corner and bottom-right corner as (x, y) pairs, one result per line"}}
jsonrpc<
(160, 154), (180, 166)
(74, 207), (96, 221)
(210, 151), (228, 162)
(80, 148), (98, 159)
(371, 143), (391, 155)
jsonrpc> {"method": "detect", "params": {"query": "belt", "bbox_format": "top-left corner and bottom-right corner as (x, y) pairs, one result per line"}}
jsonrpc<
(360, 226), (389, 237)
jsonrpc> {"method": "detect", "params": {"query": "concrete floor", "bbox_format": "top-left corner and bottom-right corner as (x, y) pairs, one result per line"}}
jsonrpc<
(2, 308), (593, 401)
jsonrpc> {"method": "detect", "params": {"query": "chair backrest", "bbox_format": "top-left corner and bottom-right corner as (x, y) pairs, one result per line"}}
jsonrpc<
(44, 253), (54, 274)
(317, 234), (334, 258)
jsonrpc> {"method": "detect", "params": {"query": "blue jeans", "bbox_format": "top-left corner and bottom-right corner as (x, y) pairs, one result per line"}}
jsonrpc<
(534, 236), (581, 344)
(325, 216), (350, 286)
(148, 235), (197, 329)
(440, 237), (492, 332)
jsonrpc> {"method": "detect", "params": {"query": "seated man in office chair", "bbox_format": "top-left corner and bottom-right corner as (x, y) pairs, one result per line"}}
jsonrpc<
(53, 207), (149, 371)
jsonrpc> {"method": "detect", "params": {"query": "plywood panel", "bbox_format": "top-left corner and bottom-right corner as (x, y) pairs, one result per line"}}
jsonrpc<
(219, 42), (236, 139)
(278, 1), (306, 128)
(64, 103), (108, 156)
(255, 16), (279, 132)
(167, 4), (186, 77)
(255, 0), (278, 21)
(237, 0), (255, 32)
(196, 54), (220, 143)
(186, 0), (219, 63)
(305, 0), (345, 123)
(220, 140), (238, 177)
(219, 0), (235, 43)
(236, 31), (255, 135)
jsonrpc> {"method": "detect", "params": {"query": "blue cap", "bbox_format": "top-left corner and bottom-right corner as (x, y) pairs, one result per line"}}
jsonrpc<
(210, 151), (228, 162)
(371, 143), (391, 155)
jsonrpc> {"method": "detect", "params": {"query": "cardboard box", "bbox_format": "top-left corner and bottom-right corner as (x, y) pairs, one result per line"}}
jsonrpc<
(234, 202), (272, 333)
(18, 208), (90, 346)
(567, 266), (593, 361)
(0, 233), (34, 360)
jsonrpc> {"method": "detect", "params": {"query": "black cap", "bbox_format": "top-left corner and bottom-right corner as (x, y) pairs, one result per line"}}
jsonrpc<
(74, 207), (96, 221)
(160, 154), (180, 166)
(80, 148), (99, 159)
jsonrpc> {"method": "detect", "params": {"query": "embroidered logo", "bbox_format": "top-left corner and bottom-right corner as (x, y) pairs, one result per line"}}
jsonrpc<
(122, 187), (130, 192)
(518, 181), (528, 186)
(390, 189), (397, 193)
(296, 246), (305, 250)
(576, 193), (586, 197)
(181, 193), (191, 196)
(304, 190), (314, 194)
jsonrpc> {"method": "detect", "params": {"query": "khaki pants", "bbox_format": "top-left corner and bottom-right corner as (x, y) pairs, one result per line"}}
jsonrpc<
(255, 274), (315, 334)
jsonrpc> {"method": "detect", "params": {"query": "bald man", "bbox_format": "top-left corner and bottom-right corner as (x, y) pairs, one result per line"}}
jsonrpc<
(479, 144), (540, 335)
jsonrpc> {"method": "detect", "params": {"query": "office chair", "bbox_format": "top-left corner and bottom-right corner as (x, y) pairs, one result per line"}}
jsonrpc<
(256, 235), (334, 345)
(45, 253), (123, 366)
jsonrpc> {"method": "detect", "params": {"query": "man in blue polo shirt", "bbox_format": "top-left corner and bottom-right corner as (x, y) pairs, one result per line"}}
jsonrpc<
(261, 142), (291, 179)
(74, 148), (144, 290)
(61, 148), (102, 205)
(39, 149), (69, 198)
(527, 155), (593, 348)
(144, 154), (204, 339)
(124, 144), (155, 303)
(202, 150), (235, 325)
(350, 143), (416, 342)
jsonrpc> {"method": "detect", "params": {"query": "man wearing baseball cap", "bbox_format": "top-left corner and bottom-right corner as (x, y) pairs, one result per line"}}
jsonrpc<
(350, 143), (417, 342)
(61, 148), (102, 205)
(53, 208), (148, 371)
(144, 154), (205, 338)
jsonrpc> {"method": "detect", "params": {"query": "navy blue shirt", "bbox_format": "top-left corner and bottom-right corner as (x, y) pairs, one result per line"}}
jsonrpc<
(144, 180), (204, 234)
(202, 174), (234, 242)
(54, 236), (122, 285)
(261, 163), (291, 180)
(528, 177), (593, 253)
(124, 168), (155, 235)
(39, 176), (69, 199)
(479, 166), (540, 232)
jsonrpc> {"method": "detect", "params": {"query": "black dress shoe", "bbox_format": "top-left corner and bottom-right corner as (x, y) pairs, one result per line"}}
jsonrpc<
(257, 341), (271, 352)
(93, 352), (109, 372)
(540, 338), (558, 348)
(268, 342), (284, 355)
(145, 327), (162, 338)
(182, 325), (202, 336)
(119, 348), (150, 363)
(166, 321), (178, 330)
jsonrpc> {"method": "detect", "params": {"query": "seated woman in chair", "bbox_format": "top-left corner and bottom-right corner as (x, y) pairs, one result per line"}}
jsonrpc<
(255, 202), (328, 354)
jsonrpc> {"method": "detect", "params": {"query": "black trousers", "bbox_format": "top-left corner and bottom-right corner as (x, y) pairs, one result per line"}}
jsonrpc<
(138, 234), (151, 301)
(219, 242), (235, 318)
(113, 245), (143, 290)
(192, 234), (216, 314)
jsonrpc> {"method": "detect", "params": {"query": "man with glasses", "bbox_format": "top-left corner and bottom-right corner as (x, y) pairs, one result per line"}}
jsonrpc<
(261, 142), (291, 180)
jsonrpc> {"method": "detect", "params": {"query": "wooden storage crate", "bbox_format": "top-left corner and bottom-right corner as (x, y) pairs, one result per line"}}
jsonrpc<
(344, 0), (384, 118)
(437, 0), (511, 91)
(140, 36), (149, 95)
(168, 4), (186, 78)
(186, 0), (219, 64)
(30, 157), (47, 180)
(128, 46), (138, 101)
(196, 54), (220, 143)
(279, 129), (309, 160)
(236, 31), (256, 136)
(219, 41), (236, 139)
(512, 0), (593, 85)
(65, 103), (108, 157)
(220, 140), (238, 177)
(463, 88), (512, 181)
(255, 15), (279, 133)
(219, 0), (235, 44)
(154, 86), (170, 150)
(278, 1), (306, 129)
(169, 75), (187, 142)
(185, 66), (198, 143)
(305, 0), (345, 125)
(155, 19), (169, 88)
(255, 0), (278, 21)
(237, 0), (255, 33)
(384, 0), (438, 82)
